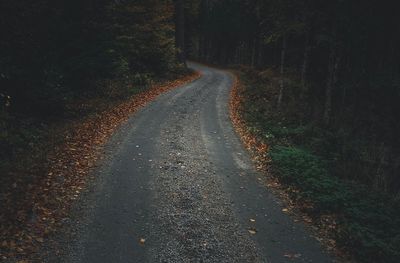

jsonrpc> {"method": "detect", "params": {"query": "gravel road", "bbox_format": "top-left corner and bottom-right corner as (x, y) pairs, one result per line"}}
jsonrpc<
(63, 63), (335, 263)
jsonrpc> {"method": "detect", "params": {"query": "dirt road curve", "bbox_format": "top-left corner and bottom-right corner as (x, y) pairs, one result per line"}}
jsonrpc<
(63, 63), (334, 263)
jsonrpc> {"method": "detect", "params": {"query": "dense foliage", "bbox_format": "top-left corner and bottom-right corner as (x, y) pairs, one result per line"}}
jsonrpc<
(188, 0), (400, 195)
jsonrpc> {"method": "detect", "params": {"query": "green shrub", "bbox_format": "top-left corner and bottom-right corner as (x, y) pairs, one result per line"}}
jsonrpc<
(269, 145), (400, 262)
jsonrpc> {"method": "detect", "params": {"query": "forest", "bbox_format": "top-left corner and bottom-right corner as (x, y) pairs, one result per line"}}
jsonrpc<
(189, 0), (400, 194)
(1, 0), (400, 262)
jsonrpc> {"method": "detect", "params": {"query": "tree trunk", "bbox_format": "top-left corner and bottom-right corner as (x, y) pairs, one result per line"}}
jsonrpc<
(277, 35), (287, 109)
(323, 30), (340, 125)
(199, 35), (205, 59)
(174, 0), (186, 66)
(257, 40), (263, 67)
(251, 38), (256, 68)
(301, 30), (310, 89)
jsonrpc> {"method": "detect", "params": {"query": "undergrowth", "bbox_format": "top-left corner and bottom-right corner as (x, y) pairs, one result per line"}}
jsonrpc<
(236, 68), (400, 263)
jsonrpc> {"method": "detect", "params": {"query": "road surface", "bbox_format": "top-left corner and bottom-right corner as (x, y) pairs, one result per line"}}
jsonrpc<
(63, 63), (334, 263)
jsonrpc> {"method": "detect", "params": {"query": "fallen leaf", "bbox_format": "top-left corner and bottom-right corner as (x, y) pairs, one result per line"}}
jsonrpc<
(248, 229), (257, 235)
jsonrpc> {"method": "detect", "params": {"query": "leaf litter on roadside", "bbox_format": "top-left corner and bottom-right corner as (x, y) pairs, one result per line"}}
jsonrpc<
(0, 72), (201, 261)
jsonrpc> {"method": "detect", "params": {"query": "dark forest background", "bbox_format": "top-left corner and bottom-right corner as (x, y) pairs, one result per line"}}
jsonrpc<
(3, 0), (398, 194)
(186, 0), (400, 196)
